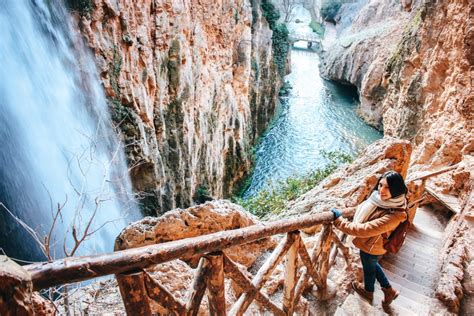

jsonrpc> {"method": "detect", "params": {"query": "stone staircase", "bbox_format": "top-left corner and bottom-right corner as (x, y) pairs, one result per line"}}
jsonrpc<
(335, 206), (453, 316)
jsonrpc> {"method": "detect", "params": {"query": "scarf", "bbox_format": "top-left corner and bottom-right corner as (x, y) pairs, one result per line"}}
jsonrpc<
(353, 191), (407, 224)
(347, 191), (407, 244)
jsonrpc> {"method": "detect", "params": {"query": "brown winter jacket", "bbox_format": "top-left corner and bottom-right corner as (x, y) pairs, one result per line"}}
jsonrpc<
(333, 208), (407, 255)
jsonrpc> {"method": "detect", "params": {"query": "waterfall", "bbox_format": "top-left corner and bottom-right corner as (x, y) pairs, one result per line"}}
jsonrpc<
(0, 0), (140, 262)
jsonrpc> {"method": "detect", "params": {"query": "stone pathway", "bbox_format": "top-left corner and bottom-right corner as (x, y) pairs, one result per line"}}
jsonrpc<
(334, 206), (454, 315)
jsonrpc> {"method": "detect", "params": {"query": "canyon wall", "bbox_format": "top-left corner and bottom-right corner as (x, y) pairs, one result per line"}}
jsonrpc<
(74, 0), (282, 214)
(321, 0), (473, 201)
(320, 0), (413, 128)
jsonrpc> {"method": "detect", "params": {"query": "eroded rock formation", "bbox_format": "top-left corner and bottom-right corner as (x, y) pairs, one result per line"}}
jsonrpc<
(115, 200), (276, 268)
(320, 0), (413, 128)
(75, 0), (281, 214)
(321, 0), (473, 203)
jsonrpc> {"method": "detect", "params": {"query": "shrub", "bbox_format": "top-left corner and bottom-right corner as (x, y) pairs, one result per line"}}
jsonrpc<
(260, 0), (280, 29)
(260, 0), (289, 78)
(279, 81), (292, 96)
(65, 0), (93, 16)
(234, 151), (352, 218)
(320, 0), (344, 22)
(195, 186), (213, 204)
(272, 23), (289, 77)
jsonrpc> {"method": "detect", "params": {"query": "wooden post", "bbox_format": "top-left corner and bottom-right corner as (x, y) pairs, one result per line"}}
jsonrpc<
(229, 233), (296, 316)
(223, 255), (285, 316)
(331, 234), (352, 270)
(144, 272), (186, 315)
(206, 252), (226, 316)
(293, 227), (326, 307)
(116, 270), (152, 316)
(318, 224), (332, 291)
(313, 225), (334, 300)
(328, 237), (339, 268)
(282, 232), (299, 315)
(0, 256), (34, 316)
(186, 257), (211, 316)
(296, 235), (322, 287)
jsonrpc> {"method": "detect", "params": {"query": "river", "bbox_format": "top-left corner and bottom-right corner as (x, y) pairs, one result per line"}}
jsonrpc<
(244, 39), (382, 197)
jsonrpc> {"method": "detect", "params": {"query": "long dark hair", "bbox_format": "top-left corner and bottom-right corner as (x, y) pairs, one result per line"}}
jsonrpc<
(378, 171), (408, 198)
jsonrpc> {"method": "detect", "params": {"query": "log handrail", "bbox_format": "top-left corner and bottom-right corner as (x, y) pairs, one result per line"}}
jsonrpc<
(24, 210), (338, 290)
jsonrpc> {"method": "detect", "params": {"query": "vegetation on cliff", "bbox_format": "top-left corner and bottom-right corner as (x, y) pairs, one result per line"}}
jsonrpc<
(261, 0), (290, 77)
(386, 8), (425, 83)
(320, 0), (345, 22)
(234, 152), (352, 217)
(309, 20), (325, 37)
(65, 0), (93, 16)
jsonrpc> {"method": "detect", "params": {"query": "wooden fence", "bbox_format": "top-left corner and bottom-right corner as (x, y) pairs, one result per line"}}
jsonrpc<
(3, 209), (354, 315)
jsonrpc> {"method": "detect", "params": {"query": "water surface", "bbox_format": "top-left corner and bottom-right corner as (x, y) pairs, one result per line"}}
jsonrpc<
(244, 44), (382, 197)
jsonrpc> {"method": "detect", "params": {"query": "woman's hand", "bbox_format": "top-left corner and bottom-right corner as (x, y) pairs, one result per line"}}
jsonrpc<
(330, 207), (342, 219)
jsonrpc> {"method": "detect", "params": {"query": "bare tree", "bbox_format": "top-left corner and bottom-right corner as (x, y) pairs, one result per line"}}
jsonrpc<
(0, 118), (138, 314)
(280, 0), (304, 23)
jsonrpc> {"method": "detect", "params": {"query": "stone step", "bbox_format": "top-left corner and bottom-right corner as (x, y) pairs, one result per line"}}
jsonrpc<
(335, 294), (385, 316)
(374, 282), (433, 309)
(381, 268), (433, 296)
(373, 288), (431, 316)
(335, 293), (419, 316)
(381, 254), (438, 275)
(405, 234), (440, 248)
(379, 260), (436, 288)
(395, 244), (438, 262)
(410, 224), (444, 240)
(403, 238), (439, 253)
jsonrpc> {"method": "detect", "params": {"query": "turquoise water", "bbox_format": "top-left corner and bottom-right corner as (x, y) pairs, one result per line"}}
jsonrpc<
(244, 44), (382, 197)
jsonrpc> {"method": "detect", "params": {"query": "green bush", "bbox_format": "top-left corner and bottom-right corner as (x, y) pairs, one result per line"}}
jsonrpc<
(195, 186), (213, 204)
(279, 81), (292, 96)
(65, 0), (93, 16)
(233, 151), (352, 218)
(272, 23), (289, 77)
(260, 0), (289, 78)
(320, 0), (344, 22)
(260, 0), (280, 29)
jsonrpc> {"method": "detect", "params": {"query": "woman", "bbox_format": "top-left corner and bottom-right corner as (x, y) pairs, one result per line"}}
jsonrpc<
(330, 171), (408, 306)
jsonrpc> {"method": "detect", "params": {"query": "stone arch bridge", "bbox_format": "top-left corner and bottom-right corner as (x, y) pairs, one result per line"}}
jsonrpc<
(289, 33), (322, 49)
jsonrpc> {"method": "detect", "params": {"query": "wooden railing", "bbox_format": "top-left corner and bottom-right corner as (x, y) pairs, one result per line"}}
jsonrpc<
(19, 209), (353, 315)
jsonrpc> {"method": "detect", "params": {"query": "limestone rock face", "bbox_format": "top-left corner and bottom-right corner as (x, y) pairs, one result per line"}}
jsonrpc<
(320, 0), (413, 128)
(115, 200), (276, 268)
(77, 0), (280, 214)
(279, 138), (412, 218)
(381, 1), (473, 203)
(320, 0), (473, 207)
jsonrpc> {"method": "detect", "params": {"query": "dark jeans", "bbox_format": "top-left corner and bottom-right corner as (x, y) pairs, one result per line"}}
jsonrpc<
(360, 250), (391, 292)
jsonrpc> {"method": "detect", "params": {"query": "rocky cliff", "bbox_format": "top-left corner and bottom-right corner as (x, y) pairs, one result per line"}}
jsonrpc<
(73, 0), (282, 215)
(381, 0), (472, 201)
(320, 0), (472, 203)
(320, 0), (413, 128)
